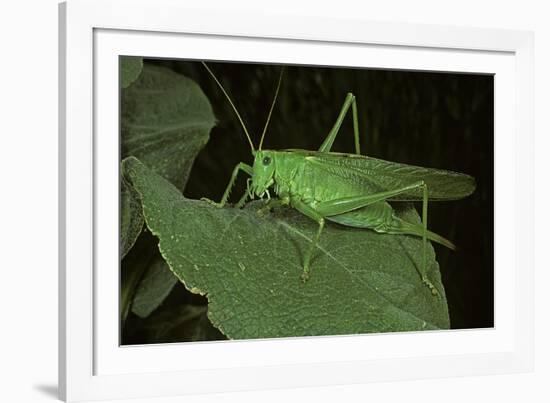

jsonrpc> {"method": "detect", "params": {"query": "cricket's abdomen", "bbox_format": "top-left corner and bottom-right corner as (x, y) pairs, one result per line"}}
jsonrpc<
(325, 202), (396, 232)
(327, 206), (455, 250)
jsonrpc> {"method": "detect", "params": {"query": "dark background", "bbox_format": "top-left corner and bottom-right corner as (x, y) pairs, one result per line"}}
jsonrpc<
(148, 59), (494, 331)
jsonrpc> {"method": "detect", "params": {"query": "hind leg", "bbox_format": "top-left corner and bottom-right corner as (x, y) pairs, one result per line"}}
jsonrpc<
(318, 93), (361, 155)
(315, 181), (438, 296)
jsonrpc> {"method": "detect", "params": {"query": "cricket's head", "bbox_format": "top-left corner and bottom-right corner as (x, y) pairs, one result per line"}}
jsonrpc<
(251, 150), (275, 198)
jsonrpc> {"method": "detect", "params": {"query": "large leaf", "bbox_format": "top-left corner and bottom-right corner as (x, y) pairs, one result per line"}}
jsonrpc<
(120, 64), (215, 314)
(120, 56), (143, 89)
(124, 157), (450, 339)
(121, 63), (216, 190)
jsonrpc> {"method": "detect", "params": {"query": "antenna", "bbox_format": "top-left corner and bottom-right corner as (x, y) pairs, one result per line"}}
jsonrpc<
(258, 67), (284, 151)
(201, 62), (255, 153)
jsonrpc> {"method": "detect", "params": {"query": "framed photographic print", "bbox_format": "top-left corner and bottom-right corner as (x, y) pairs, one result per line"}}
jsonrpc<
(59, 0), (534, 401)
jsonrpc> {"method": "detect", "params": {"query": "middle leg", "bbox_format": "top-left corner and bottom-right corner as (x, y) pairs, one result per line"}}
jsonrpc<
(289, 197), (326, 282)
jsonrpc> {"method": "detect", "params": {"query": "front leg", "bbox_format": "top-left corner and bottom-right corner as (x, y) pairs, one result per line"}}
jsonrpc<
(201, 162), (253, 207)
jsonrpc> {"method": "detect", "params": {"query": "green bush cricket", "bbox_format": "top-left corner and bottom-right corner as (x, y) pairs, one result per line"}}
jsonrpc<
(201, 62), (476, 295)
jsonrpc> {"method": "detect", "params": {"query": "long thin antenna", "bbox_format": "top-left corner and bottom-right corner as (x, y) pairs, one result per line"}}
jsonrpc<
(201, 62), (255, 152)
(258, 67), (284, 151)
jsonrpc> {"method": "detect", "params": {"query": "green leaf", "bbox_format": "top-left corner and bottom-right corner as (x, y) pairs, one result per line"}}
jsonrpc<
(131, 256), (178, 318)
(124, 157), (449, 339)
(121, 63), (216, 190)
(120, 175), (144, 258)
(120, 56), (143, 89)
(120, 65), (215, 325)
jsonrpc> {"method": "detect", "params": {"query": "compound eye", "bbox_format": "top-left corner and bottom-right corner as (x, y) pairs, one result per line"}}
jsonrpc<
(262, 156), (272, 166)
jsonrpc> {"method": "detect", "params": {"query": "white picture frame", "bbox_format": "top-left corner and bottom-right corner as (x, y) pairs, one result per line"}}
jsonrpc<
(59, 0), (534, 401)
